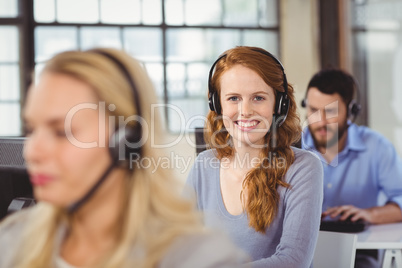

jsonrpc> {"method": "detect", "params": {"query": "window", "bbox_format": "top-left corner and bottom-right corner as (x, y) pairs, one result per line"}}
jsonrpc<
(0, 0), (21, 136)
(351, 0), (402, 155)
(2, 0), (279, 135)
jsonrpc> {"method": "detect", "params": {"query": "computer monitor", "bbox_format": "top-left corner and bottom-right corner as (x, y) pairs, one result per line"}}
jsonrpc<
(0, 137), (33, 220)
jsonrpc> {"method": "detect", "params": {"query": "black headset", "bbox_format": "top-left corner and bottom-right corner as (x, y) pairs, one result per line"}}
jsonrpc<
(67, 50), (143, 213)
(92, 50), (143, 166)
(208, 47), (290, 127)
(300, 79), (361, 119)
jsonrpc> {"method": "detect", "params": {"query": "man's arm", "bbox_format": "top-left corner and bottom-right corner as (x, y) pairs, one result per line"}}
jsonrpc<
(322, 202), (402, 224)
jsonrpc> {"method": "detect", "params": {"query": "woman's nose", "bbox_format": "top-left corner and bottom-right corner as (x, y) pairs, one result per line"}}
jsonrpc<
(240, 100), (253, 116)
(23, 130), (47, 166)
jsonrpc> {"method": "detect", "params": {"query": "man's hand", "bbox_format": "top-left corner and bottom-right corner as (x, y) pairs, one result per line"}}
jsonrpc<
(322, 203), (402, 224)
(322, 205), (373, 222)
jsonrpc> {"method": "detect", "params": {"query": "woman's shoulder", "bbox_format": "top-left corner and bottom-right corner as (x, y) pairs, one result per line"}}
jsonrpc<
(0, 208), (35, 266)
(196, 149), (218, 161)
(191, 149), (220, 171)
(0, 207), (33, 235)
(284, 147), (323, 185)
(159, 230), (249, 268)
(291, 146), (322, 169)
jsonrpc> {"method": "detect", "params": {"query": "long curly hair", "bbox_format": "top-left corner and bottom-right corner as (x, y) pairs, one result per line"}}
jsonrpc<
(205, 46), (301, 233)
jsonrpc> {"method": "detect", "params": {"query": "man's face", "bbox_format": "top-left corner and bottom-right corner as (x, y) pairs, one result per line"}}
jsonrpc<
(305, 87), (348, 149)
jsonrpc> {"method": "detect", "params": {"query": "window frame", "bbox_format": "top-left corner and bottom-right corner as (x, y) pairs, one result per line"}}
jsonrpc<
(319, 0), (368, 126)
(5, 0), (280, 135)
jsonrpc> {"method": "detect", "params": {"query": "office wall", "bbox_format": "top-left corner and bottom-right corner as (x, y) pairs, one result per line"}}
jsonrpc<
(281, 0), (320, 128)
(170, 0), (320, 184)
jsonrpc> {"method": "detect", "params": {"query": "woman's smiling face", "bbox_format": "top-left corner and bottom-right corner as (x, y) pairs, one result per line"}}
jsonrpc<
(220, 64), (276, 149)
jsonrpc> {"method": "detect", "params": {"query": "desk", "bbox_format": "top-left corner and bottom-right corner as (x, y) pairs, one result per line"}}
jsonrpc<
(356, 222), (402, 268)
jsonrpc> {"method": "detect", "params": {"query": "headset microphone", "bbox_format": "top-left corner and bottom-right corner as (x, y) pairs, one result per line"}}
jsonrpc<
(67, 163), (115, 213)
(67, 50), (143, 214)
(66, 126), (132, 214)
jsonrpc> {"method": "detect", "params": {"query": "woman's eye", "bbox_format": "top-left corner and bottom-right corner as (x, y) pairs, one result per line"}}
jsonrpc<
(54, 129), (67, 138)
(254, 96), (265, 101)
(25, 127), (33, 136)
(228, 96), (239, 101)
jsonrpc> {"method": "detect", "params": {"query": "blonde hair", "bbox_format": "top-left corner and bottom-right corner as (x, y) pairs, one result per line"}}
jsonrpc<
(205, 46), (301, 233)
(11, 48), (203, 267)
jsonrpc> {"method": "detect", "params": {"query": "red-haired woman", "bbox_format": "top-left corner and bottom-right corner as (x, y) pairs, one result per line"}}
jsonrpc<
(186, 46), (323, 268)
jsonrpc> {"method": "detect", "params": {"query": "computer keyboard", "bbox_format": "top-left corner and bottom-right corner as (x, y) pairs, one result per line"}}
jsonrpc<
(320, 219), (369, 233)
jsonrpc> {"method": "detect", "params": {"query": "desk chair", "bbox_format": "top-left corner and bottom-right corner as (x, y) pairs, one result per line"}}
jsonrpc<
(0, 138), (34, 220)
(313, 230), (357, 268)
(195, 127), (207, 155)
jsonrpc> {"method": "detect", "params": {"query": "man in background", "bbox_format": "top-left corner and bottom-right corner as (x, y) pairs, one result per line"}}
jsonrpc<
(301, 68), (402, 268)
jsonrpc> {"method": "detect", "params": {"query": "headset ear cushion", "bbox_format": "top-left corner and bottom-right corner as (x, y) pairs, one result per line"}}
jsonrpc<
(213, 92), (221, 114)
(274, 92), (290, 127)
(349, 100), (361, 117)
(109, 126), (142, 166)
(208, 93), (215, 111)
(301, 99), (306, 108)
(209, 92), (221, 114)
(274, 92), (289, 115)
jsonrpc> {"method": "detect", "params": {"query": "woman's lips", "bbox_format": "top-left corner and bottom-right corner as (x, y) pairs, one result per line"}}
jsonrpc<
(235, 120), (260, 132)
(30, 174), (54, 186)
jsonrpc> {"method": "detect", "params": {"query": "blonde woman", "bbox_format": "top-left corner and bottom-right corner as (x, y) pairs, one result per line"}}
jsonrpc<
(0, 48), (247, 268)
(186, 46), (323, 267)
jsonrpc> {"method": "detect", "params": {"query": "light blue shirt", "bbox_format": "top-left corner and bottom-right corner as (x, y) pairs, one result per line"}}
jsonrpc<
(186, 147), (323, 268)
(302, 123), (402, 212)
